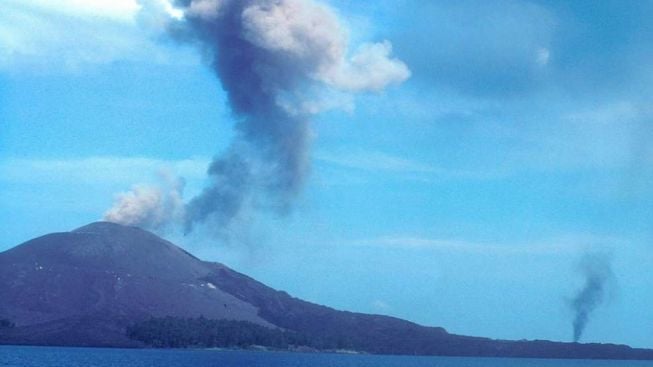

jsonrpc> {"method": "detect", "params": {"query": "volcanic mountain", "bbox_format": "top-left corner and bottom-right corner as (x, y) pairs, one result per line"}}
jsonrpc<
(1, 222), (651, 359)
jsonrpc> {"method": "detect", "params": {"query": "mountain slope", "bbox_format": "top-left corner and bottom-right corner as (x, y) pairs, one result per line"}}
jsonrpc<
(1, 222), (652, 359)
(0, 222), (269, 346)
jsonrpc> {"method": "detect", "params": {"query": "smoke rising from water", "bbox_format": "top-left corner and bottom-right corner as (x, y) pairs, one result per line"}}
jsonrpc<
(105, 0), (409, 236)
(570, 253), (614, 342)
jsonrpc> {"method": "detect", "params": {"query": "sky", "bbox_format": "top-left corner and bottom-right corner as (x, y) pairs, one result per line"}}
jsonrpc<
(1, 0), (653, 348)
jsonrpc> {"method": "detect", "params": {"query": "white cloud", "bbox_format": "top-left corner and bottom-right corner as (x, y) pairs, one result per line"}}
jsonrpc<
(564, 101), (640, 125)
(0, 156), (209, 185)
(514, 101), (643, 172)
(18, 0), (141, 21)
(314, 150), (500, 181)
(316, 150), (439, 174)
(0, 0), (189, 71)
(348, 234), (622, 256)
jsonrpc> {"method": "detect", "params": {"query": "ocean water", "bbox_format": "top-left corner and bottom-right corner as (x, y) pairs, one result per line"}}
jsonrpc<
(2, 346), (653, 367)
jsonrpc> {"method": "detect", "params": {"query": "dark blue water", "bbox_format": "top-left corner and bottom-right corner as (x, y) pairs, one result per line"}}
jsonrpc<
(2, 346), (653, 367)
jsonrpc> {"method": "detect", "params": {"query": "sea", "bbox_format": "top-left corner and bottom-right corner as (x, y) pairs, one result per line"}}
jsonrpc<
(2, 346), (653, 367)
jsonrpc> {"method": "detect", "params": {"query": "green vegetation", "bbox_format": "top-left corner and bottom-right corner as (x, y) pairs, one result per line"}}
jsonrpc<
(126, 317), (311, 349)
(0, 319), (14, 329)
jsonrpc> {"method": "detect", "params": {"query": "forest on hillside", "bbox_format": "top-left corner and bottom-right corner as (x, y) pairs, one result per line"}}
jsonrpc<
(126, 317), (355, 350)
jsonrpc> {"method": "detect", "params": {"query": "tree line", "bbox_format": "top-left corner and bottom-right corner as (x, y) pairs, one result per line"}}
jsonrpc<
(0, 319), (14, 329)
(126, 316), (364, 350)
(126, 316), (316, 349)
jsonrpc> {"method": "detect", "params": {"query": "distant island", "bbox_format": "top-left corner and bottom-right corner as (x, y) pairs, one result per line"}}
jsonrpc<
(1, 222), (652, 360)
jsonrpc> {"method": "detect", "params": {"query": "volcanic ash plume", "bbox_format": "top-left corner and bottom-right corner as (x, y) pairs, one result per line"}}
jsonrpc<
(171, 0), (410, 235)
(570, 253), (614, 342)
(103, 174), (185, 232)
(104, 0), (409, 236)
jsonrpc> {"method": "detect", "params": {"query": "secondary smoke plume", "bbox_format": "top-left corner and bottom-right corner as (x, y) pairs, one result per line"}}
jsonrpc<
(570, 253), (614, 342)
(175, 0), (408, 236)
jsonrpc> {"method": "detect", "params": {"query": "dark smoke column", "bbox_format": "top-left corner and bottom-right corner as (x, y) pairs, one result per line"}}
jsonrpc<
(170, 0), (409, 237)
(570, 253), (614, 342)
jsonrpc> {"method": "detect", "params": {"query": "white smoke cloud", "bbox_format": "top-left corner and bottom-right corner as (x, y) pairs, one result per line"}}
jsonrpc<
(186, 0), (223, 19)
(103, 173), (185, 231)
(0, 0), (194, 71)
(239, 0), (343, 63)
(329, 41), (410, 92)
(191, 0), (410, 97)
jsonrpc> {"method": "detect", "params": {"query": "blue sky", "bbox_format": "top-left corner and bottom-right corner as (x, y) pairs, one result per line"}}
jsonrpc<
(1, 0), (653, 348)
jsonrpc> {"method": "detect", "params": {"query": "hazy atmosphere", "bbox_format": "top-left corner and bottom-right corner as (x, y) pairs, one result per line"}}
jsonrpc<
(1, 0), (653, 349)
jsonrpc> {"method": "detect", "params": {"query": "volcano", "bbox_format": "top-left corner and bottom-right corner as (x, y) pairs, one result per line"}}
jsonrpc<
(1, 222), (651, 359)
